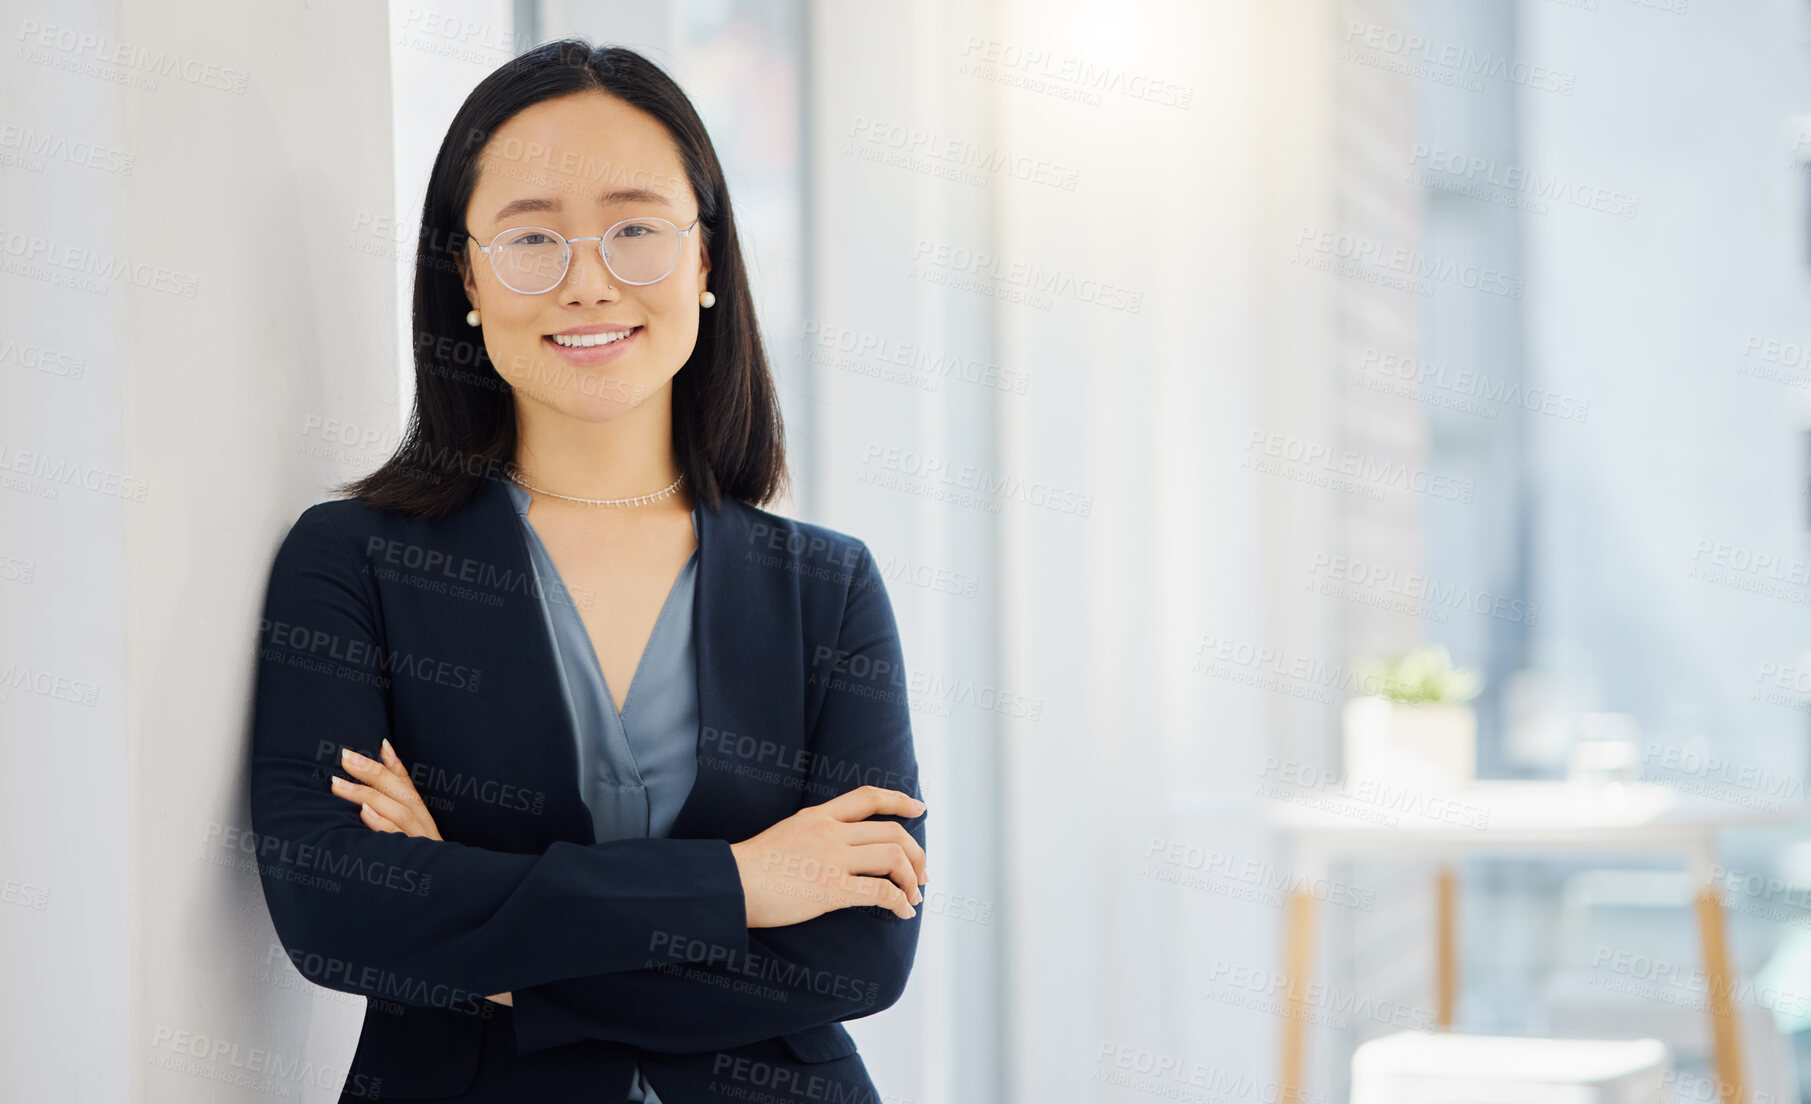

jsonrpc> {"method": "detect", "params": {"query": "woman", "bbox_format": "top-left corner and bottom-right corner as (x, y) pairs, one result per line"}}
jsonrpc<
(248, 39), (927, 1103)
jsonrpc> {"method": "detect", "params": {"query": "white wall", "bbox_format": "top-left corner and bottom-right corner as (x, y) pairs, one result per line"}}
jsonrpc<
(0, 2), (399, 1101)
(0, 2), (131, 1099)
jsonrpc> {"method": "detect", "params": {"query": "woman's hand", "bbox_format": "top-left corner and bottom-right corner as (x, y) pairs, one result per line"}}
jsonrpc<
(329, 739), (444, 840)
(331, 740), (513, 1005)
(729, 786), (928, 927)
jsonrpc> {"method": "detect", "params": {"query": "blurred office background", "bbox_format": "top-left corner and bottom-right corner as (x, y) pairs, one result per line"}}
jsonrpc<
(7, 0), (1811, 1101)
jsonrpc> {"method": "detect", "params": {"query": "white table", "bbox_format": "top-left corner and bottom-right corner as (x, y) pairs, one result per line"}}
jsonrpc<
(1259, 780), (1800, 1104)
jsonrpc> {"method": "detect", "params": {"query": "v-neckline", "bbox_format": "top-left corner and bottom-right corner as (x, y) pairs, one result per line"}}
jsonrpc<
(578, 546), (696, 721)
(506, 481), (699, 722)
(471, 472), (813, 848)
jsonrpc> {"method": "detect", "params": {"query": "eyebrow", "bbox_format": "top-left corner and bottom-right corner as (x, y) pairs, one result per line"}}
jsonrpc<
(490, 188), (674, 224)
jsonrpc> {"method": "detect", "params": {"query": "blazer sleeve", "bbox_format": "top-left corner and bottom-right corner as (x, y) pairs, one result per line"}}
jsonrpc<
(249, 503), (751, 1005)
(507, 542), (926, 1055)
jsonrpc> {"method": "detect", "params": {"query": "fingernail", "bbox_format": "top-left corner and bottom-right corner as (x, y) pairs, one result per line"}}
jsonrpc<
(381, 738), (394, 759)
(330, 776), (348, 790)
(904, 904), (917, 918)
(342, 747), (372, 769)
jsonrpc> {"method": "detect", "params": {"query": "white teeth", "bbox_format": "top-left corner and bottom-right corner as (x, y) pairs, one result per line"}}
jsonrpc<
(549, 328), (636, 348)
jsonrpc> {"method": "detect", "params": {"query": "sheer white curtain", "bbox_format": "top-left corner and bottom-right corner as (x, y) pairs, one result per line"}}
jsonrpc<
(811, 2), (1421, 1102)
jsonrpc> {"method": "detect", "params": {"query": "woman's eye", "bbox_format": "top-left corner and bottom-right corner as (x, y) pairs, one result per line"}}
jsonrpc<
(616, 224), (652, 239)
(516, 232), (555, 246)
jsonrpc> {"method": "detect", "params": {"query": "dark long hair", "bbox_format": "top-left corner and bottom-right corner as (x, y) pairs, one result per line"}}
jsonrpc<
(341, 38), (789, 520)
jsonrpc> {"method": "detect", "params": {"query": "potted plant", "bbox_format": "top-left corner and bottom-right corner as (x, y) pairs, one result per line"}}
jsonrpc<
(1342, 646), (1484, 788)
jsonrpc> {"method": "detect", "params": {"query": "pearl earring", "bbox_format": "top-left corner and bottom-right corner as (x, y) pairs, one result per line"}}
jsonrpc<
(465, 308), (481, 327)
(699, 291), (716, 309)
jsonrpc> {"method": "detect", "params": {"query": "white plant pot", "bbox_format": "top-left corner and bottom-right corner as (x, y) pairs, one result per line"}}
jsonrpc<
(1341, 696), (1477, 789)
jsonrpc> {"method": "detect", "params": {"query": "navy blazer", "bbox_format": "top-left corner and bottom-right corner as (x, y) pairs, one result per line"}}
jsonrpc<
(248, 473), (925, 1102)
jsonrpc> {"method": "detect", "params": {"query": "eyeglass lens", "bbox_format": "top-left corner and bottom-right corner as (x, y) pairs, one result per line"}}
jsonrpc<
(491, 220), (682, 293)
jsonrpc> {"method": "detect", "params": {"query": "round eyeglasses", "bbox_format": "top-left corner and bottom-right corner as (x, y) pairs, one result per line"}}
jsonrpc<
(471, 215), (701, 294)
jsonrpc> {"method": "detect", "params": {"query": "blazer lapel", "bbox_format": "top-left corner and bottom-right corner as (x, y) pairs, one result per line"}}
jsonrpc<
(669, 493), (805, 842)
(462, 474), (596, 845)
(669, 492), (740, 841)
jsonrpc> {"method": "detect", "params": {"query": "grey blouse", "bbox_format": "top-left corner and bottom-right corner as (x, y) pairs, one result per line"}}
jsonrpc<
(504, 480), (702, 1104)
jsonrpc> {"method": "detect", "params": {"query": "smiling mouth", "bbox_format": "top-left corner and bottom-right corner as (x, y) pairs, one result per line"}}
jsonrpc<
(546, 327), (640, 348)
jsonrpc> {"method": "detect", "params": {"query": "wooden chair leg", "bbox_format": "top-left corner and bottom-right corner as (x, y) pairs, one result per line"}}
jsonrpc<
(1695, 885), (1747, 1104)
(1278, 888), (1318, 1104)
(1436, 865), (1458, 1029)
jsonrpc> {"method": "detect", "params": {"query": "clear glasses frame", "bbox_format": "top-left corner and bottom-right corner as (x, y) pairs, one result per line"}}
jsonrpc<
(471, 214), (702, 294)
